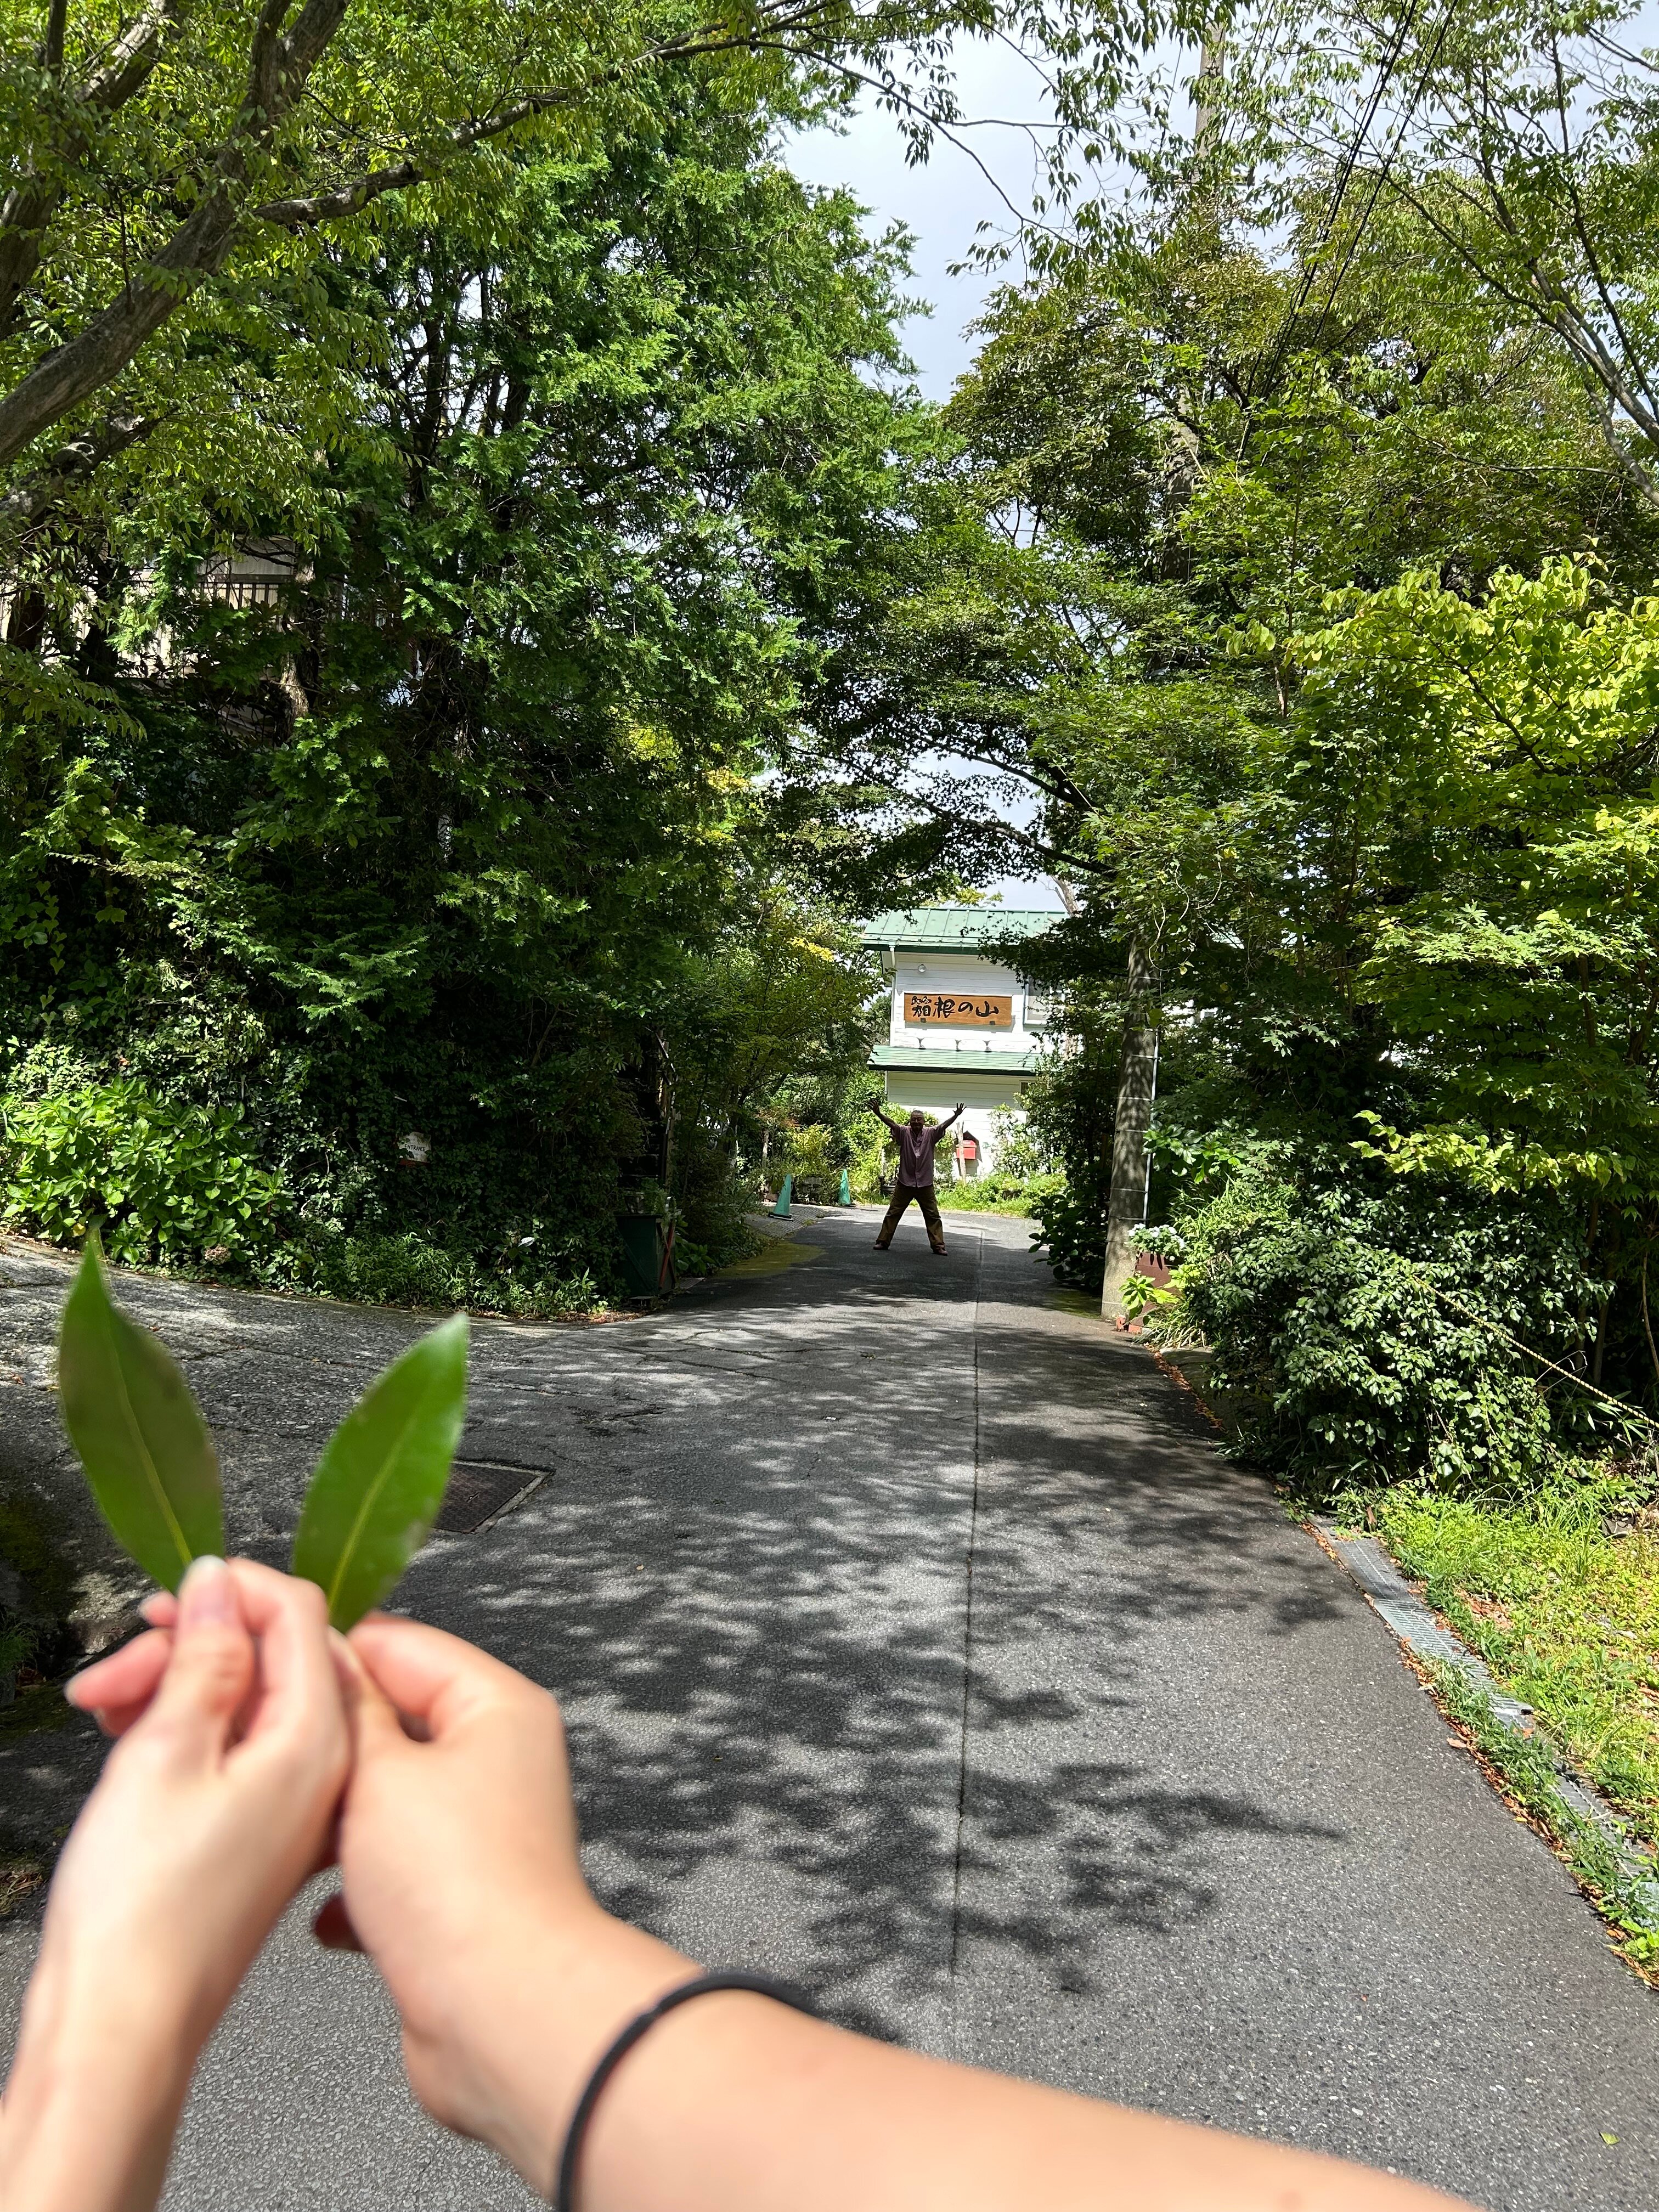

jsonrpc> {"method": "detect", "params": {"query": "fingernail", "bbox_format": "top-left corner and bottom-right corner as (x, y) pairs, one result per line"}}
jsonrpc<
(178, 1554), (236, 1626)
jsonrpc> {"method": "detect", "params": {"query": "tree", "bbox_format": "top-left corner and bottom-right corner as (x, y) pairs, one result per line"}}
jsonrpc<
(0, 75), (929, 1297)
(1160, 3), (1659, 503)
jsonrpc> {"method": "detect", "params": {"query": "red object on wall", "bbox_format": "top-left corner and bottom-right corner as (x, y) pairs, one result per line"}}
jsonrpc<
(960, 1136), (979, 1162)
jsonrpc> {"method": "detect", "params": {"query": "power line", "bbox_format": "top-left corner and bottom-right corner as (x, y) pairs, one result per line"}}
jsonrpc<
(1244, 0), (1427, 404)
(1299, 0), (1460, 361)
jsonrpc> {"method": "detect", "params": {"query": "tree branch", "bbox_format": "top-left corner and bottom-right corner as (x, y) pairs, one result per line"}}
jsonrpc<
(0, 410), (167, 524)
(251, 18), (780, 227)
(0, 0), (188, 336)
(0, 0), (347, 470)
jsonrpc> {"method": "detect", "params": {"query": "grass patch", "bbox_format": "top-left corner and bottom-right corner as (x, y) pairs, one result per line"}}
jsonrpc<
(0, 1678), (72, 1745)
(1376, 1484), (1659, 1849)
(1427, 1659), (1659, 1973)
(716, 1235), (823, 1277)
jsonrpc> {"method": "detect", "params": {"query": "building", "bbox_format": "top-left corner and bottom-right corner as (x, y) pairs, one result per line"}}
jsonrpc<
(860, 906), (1059, 1176)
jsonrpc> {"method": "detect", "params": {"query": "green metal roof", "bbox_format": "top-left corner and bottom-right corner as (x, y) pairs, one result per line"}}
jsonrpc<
(860, 905), (1059, 952)
(868, 1043), (1039, 1076)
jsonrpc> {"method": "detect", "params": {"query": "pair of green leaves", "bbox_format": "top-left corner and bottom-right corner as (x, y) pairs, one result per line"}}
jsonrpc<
(58, 1237), (468, 1628)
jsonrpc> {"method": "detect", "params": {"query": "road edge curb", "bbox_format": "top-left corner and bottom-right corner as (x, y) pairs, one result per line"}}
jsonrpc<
(1313, 1519), (1659, 1976)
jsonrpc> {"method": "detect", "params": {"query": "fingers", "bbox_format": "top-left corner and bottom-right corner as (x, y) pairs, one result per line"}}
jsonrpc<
(332, 1630), (417, 1767)
(312, 1890), (365, 1953)
(347, 1615), (528, 1739)
(139, 1556), (256, 1765)
(67, 1627), (173, 1733)
(213, 1560), (336, 1753)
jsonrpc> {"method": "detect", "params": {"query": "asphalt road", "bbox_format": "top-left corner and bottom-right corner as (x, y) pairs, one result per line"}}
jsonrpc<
(4, 1210), (1659, 2210)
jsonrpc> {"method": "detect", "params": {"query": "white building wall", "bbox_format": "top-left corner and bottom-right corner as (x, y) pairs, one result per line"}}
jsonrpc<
(878, 950), (1048, 1175)
(887, 956), (1045, 1048)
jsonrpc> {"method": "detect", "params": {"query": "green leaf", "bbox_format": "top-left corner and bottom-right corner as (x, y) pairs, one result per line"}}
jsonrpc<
(291, 1314), (469, 1629)
(57, 1235), (224, 1589)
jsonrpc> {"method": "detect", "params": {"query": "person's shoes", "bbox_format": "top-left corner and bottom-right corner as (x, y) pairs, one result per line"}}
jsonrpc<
(931, 1248), (946, 1257)
(872, 1243), (889, 1251)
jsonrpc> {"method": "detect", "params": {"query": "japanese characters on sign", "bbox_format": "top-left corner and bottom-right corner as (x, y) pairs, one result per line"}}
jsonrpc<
(904, 991), (1014, 1029)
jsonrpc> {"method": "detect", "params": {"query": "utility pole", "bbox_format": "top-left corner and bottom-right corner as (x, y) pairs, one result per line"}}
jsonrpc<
(1101, 939), (1159, 1321)
(1194, 28), (1226, 157)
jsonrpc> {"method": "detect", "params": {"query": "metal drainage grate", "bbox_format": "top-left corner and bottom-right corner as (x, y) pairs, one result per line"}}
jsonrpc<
(437, 1462), (549, 1535)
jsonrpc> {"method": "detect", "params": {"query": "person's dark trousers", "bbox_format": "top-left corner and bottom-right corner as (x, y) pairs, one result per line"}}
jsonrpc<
(875, 1183), (946, 1253)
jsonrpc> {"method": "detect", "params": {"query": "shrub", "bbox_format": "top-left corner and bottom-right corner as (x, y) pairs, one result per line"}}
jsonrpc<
(1167, 1148), (1610, 1496)
(1030, 1175), (1108, 1284)
(1, 1081), (283, 1268)
(295, 1229), (602, 1318)
(940, 1169), (1065, 1216)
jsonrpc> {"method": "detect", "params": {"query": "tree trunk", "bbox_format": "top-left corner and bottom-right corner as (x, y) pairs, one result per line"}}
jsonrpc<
(1101, 940), (1159, 1321)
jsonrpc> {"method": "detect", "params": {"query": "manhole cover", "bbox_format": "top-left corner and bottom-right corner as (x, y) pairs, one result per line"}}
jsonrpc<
(437, 1462), (548, 1534)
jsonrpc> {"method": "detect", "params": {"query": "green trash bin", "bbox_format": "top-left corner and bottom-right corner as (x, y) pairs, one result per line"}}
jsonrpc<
(618, 1213), (676, 1299)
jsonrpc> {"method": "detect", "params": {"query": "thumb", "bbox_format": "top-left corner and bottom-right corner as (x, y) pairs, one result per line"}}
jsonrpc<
(334, 1630), (419, 1769)
(140, 1555), (255, 1764)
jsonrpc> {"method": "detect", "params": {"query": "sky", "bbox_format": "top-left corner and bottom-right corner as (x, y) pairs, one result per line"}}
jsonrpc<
(786, 42), (1068, 907)
(785, 38), (1057, 404)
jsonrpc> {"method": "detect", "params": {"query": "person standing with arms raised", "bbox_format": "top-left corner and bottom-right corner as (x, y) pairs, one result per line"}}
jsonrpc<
(870, 1099), (963, 1255)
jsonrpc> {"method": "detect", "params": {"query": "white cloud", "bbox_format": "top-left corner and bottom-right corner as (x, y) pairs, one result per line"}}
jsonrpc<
(784, 38), (1056, 401)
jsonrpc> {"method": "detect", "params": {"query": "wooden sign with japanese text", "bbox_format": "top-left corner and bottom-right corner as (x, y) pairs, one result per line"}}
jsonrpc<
(904, 991), (1013, 1028)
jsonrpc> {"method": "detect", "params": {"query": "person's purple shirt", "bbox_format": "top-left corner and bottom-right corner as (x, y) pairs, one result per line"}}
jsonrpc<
(895, 1122), (945, 1188)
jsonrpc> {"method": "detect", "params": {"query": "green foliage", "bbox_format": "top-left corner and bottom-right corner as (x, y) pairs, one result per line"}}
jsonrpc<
(1, 84), (927, 1307)
(1024, 1037), (1119, 1285)
(1029, 1176), (1107, 1286)
(57, 1238), (224, 1590)
(670, 898), (879, 1212)
(2, 1080), (282, 1267)
(298, 1232), (601, 1321)
(292, 1314), (469, 1629)
(0, 0), (1023, 522)
(936, 1169), (1062, 1216)
(1163, 1149), (1611, 1496)
(58, 1242), (469, 1621)
(831, 127), (1659, 1492)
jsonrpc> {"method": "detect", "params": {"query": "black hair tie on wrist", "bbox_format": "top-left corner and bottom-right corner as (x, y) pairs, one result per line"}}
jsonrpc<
(553, 1969), (817, 2211)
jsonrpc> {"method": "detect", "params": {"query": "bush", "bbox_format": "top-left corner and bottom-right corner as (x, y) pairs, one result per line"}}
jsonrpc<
(939, 1169), (1065, 1216)
(1166, 1148), (1610, 1496)
(1, 1080), (283, 1268)
(295, 1229), (602, 1318)
(1029, 1175), (1107, 1283)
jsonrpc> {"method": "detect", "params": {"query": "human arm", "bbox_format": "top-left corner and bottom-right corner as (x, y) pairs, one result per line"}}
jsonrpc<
(868, 1096), (901, 1134)
(0, 1559), (349, 2212)
(324, 1618), (1469, 2212)
(941, 1101), (965, 1130)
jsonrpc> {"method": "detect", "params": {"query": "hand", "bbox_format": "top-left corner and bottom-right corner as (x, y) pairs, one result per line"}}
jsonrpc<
(319, 1618), (689, 2190)
(2, 1558), (350, 2212)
